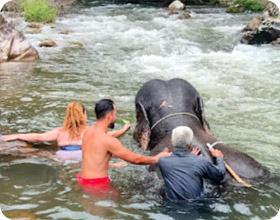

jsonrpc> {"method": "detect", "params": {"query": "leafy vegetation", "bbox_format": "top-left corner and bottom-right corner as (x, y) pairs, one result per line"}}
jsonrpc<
(19, 0), (57, 23)
(233, 0), (264, 12)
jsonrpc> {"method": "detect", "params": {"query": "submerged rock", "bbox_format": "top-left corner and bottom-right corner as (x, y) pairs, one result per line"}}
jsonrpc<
(0, 62), (35, 75)
(28, 22), (40, 29)
(60, 30), (71, 35)
(69, 42), (83, 48)
(0, 15), (39, 62)
(0, 140), (36, 155)
(272, 37), (280, 44)
(39, 39), (57, 47)
(27, 22), (41, 34)
(178, 13), (191, 19)
(3, 210), (36, 220)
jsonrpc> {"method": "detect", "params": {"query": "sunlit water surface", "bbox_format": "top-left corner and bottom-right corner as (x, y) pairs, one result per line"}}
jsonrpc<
(0, 2), (280, 220)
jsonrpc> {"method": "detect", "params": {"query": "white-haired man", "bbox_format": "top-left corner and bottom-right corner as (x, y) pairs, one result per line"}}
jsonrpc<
(158, 126), (226, 201)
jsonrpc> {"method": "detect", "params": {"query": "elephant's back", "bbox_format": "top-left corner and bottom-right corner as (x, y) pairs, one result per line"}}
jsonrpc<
(215, 144), (270, 179)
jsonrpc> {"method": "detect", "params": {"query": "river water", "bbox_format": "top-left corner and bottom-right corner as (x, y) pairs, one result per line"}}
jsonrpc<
(0, 1), (280, 220)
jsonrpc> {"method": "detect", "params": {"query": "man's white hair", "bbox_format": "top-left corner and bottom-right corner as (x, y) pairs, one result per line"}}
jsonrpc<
(172, 126), (193, 148)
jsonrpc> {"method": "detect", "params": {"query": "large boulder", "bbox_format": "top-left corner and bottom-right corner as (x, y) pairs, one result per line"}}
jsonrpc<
(241, 4), (280, 45)
(0, 15), (39, 62)
(1, 1), (21, 12)
(168, 0), (186, 12)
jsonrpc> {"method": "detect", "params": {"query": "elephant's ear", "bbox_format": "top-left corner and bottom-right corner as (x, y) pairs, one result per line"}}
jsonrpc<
(133, 101), (151, 150)
(194, 97), (211, 135)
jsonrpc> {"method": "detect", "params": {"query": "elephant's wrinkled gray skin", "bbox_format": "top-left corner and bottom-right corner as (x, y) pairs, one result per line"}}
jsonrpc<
(133, 78), (269, 180)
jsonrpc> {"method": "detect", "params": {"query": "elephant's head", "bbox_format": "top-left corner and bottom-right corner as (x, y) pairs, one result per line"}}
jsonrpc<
(133, 97), (211, 151)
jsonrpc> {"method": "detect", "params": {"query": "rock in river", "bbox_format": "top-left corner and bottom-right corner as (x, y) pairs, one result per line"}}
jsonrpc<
(178, 13), (191, 19)
(168, 0), (186, 12)
(0, 15), (39, 62)
(241, 3), (280, 45)
(241, 17), (280, 45)
(39, 39), (57, 47)
(69, 42), (83, 48)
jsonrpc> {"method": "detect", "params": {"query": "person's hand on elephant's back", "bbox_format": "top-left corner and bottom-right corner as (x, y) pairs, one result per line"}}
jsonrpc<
(209, 148), (224, 158)
(191, 147), (201, 155)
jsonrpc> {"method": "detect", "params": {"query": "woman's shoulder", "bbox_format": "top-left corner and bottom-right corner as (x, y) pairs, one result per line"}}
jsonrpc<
(53, 127), (65, 136)
(54, 127), (64, 132)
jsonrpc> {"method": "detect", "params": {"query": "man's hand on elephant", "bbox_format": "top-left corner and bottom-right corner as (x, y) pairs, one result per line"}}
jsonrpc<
(209, 148), (224, 158)
(191, 147), (201, 155)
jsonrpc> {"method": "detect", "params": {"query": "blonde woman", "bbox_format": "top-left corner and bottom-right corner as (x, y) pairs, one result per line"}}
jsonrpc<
(1, 102), (130, 163)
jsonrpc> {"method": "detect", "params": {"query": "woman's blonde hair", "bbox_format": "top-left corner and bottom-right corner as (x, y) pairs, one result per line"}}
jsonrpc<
(63, 102), (86, 140)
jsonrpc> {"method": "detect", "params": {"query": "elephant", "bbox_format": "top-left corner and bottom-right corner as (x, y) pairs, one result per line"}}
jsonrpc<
(133, 78), (269, 180)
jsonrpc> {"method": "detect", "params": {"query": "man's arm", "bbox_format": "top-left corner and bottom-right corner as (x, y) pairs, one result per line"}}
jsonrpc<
(109, 161), (127, 167)
(203, 149), (226, 183)
(0, 128), (60, 143)
(108, 124), (130, 138)
(106, 137), (171, 165)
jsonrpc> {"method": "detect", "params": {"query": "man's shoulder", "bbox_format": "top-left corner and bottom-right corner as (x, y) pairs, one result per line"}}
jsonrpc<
(103, 133), (123, 150)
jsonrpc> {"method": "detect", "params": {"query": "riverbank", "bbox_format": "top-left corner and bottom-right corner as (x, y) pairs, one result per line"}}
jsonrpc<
(3, 0), (80, 15)
(1, 3), (280, 220)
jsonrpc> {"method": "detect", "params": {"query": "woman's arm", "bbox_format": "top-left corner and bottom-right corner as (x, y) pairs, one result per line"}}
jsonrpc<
(1, 128), (60, 143)
(108, 124), (130, 138)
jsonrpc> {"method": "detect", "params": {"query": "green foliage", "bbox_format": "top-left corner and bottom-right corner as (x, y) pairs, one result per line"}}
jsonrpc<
(233, 0), (264, 12)
(20, 0), (57, 23)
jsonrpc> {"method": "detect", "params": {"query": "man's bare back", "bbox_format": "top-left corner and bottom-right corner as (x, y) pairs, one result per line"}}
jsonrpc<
(79, 99), (171, 180)
(81, 126), (114, 178)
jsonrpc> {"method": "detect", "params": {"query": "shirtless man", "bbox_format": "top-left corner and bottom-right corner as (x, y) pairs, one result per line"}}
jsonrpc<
(76, 99), (171, 192)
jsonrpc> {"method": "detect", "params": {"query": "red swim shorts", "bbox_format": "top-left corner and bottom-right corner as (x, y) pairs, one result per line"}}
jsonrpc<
(76, 173), (118, 197)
